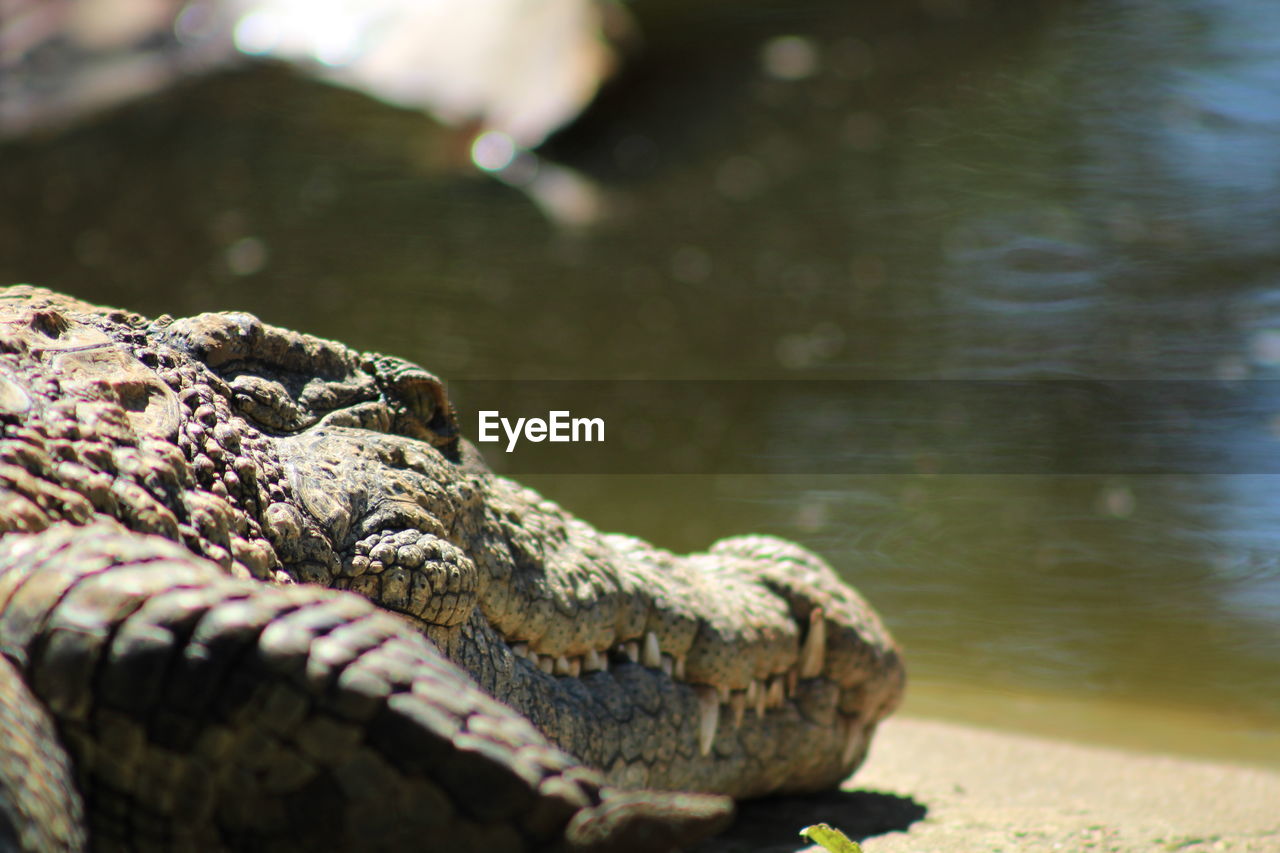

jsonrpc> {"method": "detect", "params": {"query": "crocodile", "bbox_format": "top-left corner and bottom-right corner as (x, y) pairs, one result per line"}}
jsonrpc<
(0, 285), (904, 852)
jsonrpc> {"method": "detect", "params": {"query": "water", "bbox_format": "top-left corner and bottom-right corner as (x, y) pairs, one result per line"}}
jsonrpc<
(2, 0), (1279, 768)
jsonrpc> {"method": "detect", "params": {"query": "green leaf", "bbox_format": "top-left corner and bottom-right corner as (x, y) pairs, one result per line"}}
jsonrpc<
(799, 822), (864, 853)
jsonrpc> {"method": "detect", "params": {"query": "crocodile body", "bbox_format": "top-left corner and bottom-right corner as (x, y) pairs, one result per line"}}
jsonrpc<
(0, 286), (904, 851)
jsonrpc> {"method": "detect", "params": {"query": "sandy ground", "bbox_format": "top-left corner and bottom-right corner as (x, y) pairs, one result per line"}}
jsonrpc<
(697, 717), (1280, 852)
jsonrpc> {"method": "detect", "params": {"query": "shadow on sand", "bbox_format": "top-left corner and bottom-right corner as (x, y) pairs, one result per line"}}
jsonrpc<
(692, 788), (926, 852)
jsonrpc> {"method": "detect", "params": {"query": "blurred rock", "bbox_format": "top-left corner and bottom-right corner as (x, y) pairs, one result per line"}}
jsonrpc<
(0, 0), (621, 146)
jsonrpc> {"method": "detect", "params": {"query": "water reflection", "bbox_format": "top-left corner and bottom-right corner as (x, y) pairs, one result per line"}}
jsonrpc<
(2, 0), (1280, 764)
(937, 0), (1280, 379)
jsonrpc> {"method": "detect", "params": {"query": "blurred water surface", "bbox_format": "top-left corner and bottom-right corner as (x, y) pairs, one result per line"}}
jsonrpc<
(3, 0), (1279, 767)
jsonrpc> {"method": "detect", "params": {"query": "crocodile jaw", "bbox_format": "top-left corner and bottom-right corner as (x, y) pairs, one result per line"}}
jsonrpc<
(435, 475), (905, 797)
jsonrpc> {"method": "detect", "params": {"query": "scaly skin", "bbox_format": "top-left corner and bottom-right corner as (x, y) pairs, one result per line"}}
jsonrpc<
(0, 285), (904, 851)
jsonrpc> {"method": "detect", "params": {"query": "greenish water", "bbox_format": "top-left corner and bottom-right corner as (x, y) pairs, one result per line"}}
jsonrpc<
(3, 0), (1279, 768)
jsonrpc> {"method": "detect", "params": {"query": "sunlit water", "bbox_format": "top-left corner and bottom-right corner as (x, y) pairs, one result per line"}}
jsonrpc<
(2, 0), (1279, 768)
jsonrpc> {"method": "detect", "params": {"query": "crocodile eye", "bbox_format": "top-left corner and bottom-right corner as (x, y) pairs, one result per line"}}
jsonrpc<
(389, 371), (442, 423)
(366, 357), (458, 449)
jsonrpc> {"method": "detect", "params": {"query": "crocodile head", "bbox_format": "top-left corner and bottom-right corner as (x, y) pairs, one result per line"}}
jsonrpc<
(0, 286), (904, 801)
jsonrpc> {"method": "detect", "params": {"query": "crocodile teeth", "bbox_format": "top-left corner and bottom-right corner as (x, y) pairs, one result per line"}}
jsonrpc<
(624, 641), (640, 663)
(660, 654), (674, 677)
(694, 686), (720, 756)
(674, 655), (686, 680)
(583, 648), (606, 673)
(799, 607), (826, 678)
(511, 642), (529, 659)
(766, 677), (785, 708)
(538, 655), (555, 675)
(569, 657), (582, 678)
(841, 716), (863, 765)
(554, 655), (573, 676)
(747, 679), (764, 718)
(729, 691), (746, 730)
(642, 631), (662, 668)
